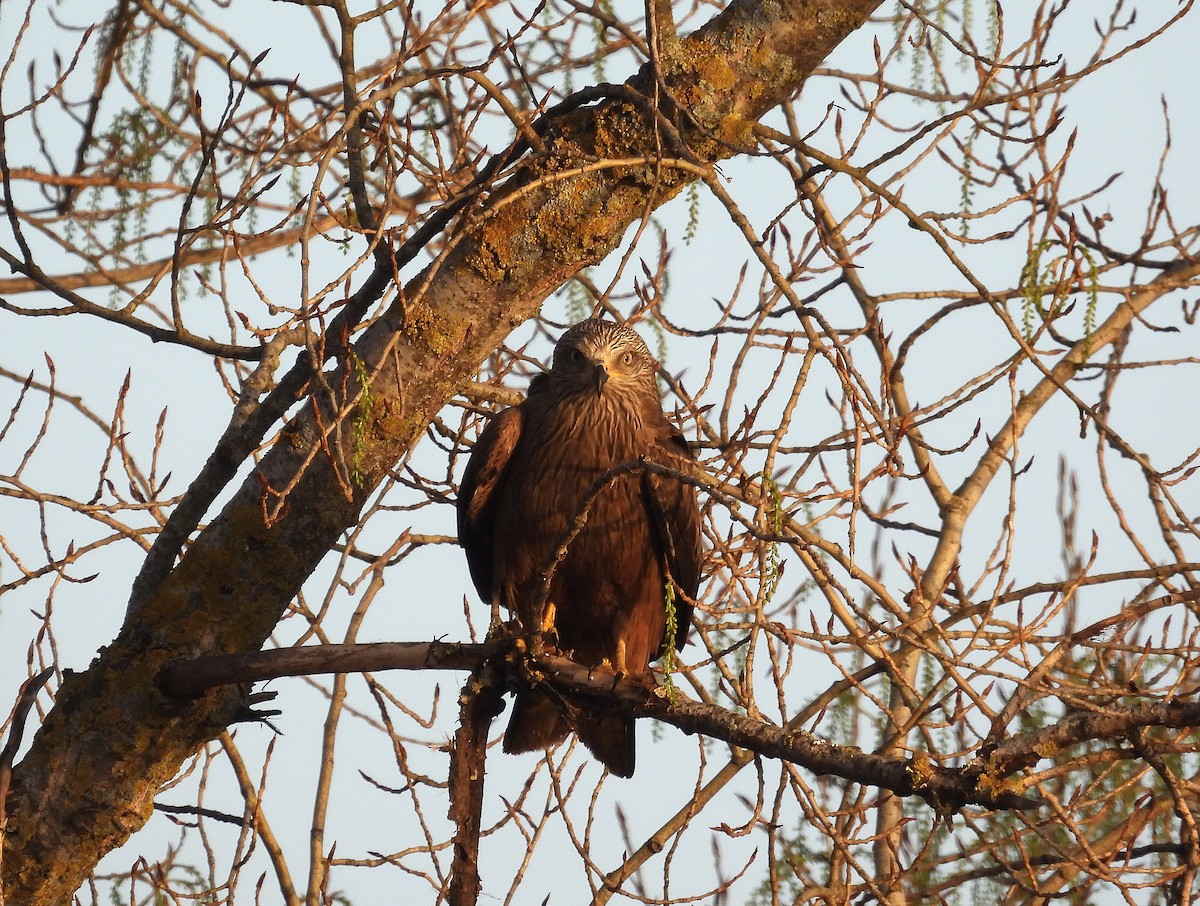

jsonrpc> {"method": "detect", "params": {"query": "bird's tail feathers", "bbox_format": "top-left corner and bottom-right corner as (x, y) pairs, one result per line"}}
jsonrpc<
(576, 713), (635, 778)
(503, 692), (636, 778)
(503, 690), (570, 754)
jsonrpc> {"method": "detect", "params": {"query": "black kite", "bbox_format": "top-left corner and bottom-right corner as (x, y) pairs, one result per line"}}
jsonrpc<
(457, 319), (702, 777)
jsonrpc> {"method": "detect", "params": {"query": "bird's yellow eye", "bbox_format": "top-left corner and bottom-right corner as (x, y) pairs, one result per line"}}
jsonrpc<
(621, 351), (634, 366)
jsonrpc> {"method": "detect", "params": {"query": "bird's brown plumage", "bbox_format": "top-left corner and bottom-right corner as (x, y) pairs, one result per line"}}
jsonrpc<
(457, 319), (702, 777)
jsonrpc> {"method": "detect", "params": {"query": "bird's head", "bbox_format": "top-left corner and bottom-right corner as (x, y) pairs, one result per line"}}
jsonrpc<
(550, 319), (657, 398)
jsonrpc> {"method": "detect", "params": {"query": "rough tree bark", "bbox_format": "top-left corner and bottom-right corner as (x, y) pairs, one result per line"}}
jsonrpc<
(0, 2), (884, 903)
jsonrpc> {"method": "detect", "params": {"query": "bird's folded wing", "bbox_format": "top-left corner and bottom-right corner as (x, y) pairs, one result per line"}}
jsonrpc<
(457, 405), (524, 604)
(641, 430), (703, 651)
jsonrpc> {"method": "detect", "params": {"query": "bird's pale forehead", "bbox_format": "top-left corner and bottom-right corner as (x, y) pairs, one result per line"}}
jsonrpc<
(559, 319), (649, 355)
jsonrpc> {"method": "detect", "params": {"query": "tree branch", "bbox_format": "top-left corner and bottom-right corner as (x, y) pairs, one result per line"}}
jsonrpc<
(161, 637), (1200, 820)
(160, 641), (1045, 811)
(445, 665), (504, 906)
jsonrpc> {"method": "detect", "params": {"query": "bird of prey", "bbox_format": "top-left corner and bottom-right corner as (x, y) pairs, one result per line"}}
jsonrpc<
(457, 318), (702, 777)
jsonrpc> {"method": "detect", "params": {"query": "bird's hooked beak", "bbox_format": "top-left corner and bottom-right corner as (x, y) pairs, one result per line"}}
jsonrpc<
(591, 362), (609, 396)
